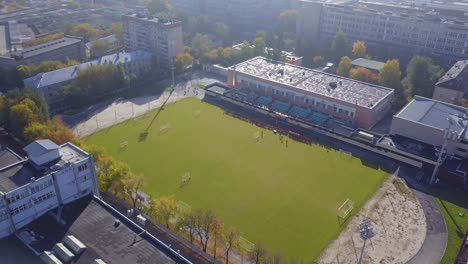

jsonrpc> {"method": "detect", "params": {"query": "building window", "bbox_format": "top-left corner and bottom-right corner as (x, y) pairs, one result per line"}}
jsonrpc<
(10, 202), (31, 216)
(0, 211), (7, 222)
(33, 191), (54, 205)
(78, 174), (90, 184)
(7, 190), (29, 204)
(78, 163), (88, 172)
(30, 180), (53, 194)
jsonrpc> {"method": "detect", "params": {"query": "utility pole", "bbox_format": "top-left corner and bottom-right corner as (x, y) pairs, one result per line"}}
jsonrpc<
(171, 58), (176, 88)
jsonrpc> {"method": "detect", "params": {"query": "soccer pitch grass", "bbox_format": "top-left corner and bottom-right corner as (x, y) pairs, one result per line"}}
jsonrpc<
(85, 97), (388, 261)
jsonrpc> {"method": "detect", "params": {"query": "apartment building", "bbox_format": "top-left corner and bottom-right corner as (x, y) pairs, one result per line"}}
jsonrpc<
(23, 50), (152, 110)
(169, 0), (291, 33)
(227, 57), (394, 128)
(432, 60), (468, 105)
(123, 14), (183, 68)
(297, 0), (468, 67)
(0, 36), (85, 71)
(0, 139), (99, 239)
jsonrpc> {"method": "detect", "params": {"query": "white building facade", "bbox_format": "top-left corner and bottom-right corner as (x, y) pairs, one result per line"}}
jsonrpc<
(0, 140), (99, 239)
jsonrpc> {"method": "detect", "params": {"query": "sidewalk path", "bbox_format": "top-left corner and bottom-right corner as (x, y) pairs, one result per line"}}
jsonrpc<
(400, 169), (448, 264)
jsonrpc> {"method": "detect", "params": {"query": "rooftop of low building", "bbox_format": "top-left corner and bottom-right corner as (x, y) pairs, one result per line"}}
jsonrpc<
(7, 36), (82, 59)
(232, 57), (393, 108)
(25, 197), (178, 264)
(395, 96), (468, 140)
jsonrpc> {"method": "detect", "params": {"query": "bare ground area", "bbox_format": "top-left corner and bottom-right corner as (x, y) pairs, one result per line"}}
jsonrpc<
(318, 174), (426, 264)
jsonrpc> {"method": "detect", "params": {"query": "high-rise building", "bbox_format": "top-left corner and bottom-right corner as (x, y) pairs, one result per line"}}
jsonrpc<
(296, 0), (468, 67)
(169, 0), (292, 33)
(122, 14), (183, 68)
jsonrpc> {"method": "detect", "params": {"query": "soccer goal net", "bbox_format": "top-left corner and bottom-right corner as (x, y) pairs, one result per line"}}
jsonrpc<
(119, 141), (128, 149)
(180, 172), (192, 186)
(253, 131), (261, 142)
(337, 199), (354, 219)
(159, 123), (171, 135)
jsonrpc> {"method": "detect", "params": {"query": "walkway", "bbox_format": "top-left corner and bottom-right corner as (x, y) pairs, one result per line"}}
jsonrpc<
(400, 168), (448, 264)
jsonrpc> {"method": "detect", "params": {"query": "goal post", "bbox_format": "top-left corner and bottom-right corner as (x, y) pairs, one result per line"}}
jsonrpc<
(159, 123), (171, 135)
(337, 199), (354, 219)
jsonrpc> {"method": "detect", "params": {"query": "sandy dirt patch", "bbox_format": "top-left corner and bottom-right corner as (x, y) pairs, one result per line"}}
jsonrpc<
(318, 173), (426, 264)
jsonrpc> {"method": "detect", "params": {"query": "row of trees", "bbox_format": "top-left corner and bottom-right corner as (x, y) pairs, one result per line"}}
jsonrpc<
(334, 38), (444, 109)
(59, 64), (130, 108)
(17, 60), (79, 80)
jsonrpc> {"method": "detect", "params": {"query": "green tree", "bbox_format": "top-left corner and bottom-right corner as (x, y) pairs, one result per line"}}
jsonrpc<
(312, 55), (324, 67)
(331, 31), (347, 60)
(336, 56), (352, 77)
(111, 22), (123, 44)
(404, 55), (444, 97)
(66, 23), (98, 41)
(95, 156), (129, 193)
(23, 116), (76, 144)
(253, 37), (266, 56)
(177, 211), (197, 243)
(277, 9), (298, 34)
(121, 172), (145, 209)
(249, 242), (268, 264)
(149, 196), (180, 229)
(147, 0), (172, 14)
(191, 34), (213, 59)
(90, 39), (111, 58)
(352, 40), (367, 58)
(23, 33), (65, 48)
(211, 217), (224, 258)
(9, 99), (38, 135)
(349, 67), (378, 84)
(175, 52), (194, 73)
(223, 227), (240, 264)
(195, 209), (215, 252)
(378, 59), (404, 107)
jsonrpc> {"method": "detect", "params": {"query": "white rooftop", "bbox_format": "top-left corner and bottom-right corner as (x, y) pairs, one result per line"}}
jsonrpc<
(232, 57), (393, 108)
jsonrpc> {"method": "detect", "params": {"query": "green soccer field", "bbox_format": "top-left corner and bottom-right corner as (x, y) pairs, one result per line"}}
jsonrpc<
(85, 97), (387, 261)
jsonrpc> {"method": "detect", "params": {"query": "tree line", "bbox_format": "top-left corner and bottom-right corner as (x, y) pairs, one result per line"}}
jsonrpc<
(330, 32), (444, 110)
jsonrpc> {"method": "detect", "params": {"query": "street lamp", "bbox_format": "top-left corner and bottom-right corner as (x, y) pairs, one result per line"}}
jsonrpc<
(357, 219), (374, 264)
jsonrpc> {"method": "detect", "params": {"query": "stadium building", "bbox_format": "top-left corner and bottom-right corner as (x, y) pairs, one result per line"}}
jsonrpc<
(226, 57), (394, 129)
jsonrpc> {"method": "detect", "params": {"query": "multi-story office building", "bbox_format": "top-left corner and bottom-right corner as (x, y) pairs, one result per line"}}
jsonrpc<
(23, 50), (152, 111)
(0, 139), (99, 239)
(123, 14), (183, 68)
(297, 0), (468, 67)
(169, 0), (291, 33)
(0, 36), (85, 71)
(226, 57), (394, 128)
(432, 60), (468, 105)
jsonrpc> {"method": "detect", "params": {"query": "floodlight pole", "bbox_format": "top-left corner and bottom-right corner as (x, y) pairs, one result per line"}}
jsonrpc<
(430, 118), (456, 185)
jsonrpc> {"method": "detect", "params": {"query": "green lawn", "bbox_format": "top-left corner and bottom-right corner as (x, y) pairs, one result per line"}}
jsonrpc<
(85, 98), (387, 261)
(433, 188), (468, 264)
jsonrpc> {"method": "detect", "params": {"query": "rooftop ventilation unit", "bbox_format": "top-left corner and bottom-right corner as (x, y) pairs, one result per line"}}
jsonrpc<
(63, 235), (86, 255)
(114, 219), (121, 228)
(40, 251), (63, 264)
(53, 243), (75, 263)
(329, 82), (338, 89)
(137, 214), (147, 226)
